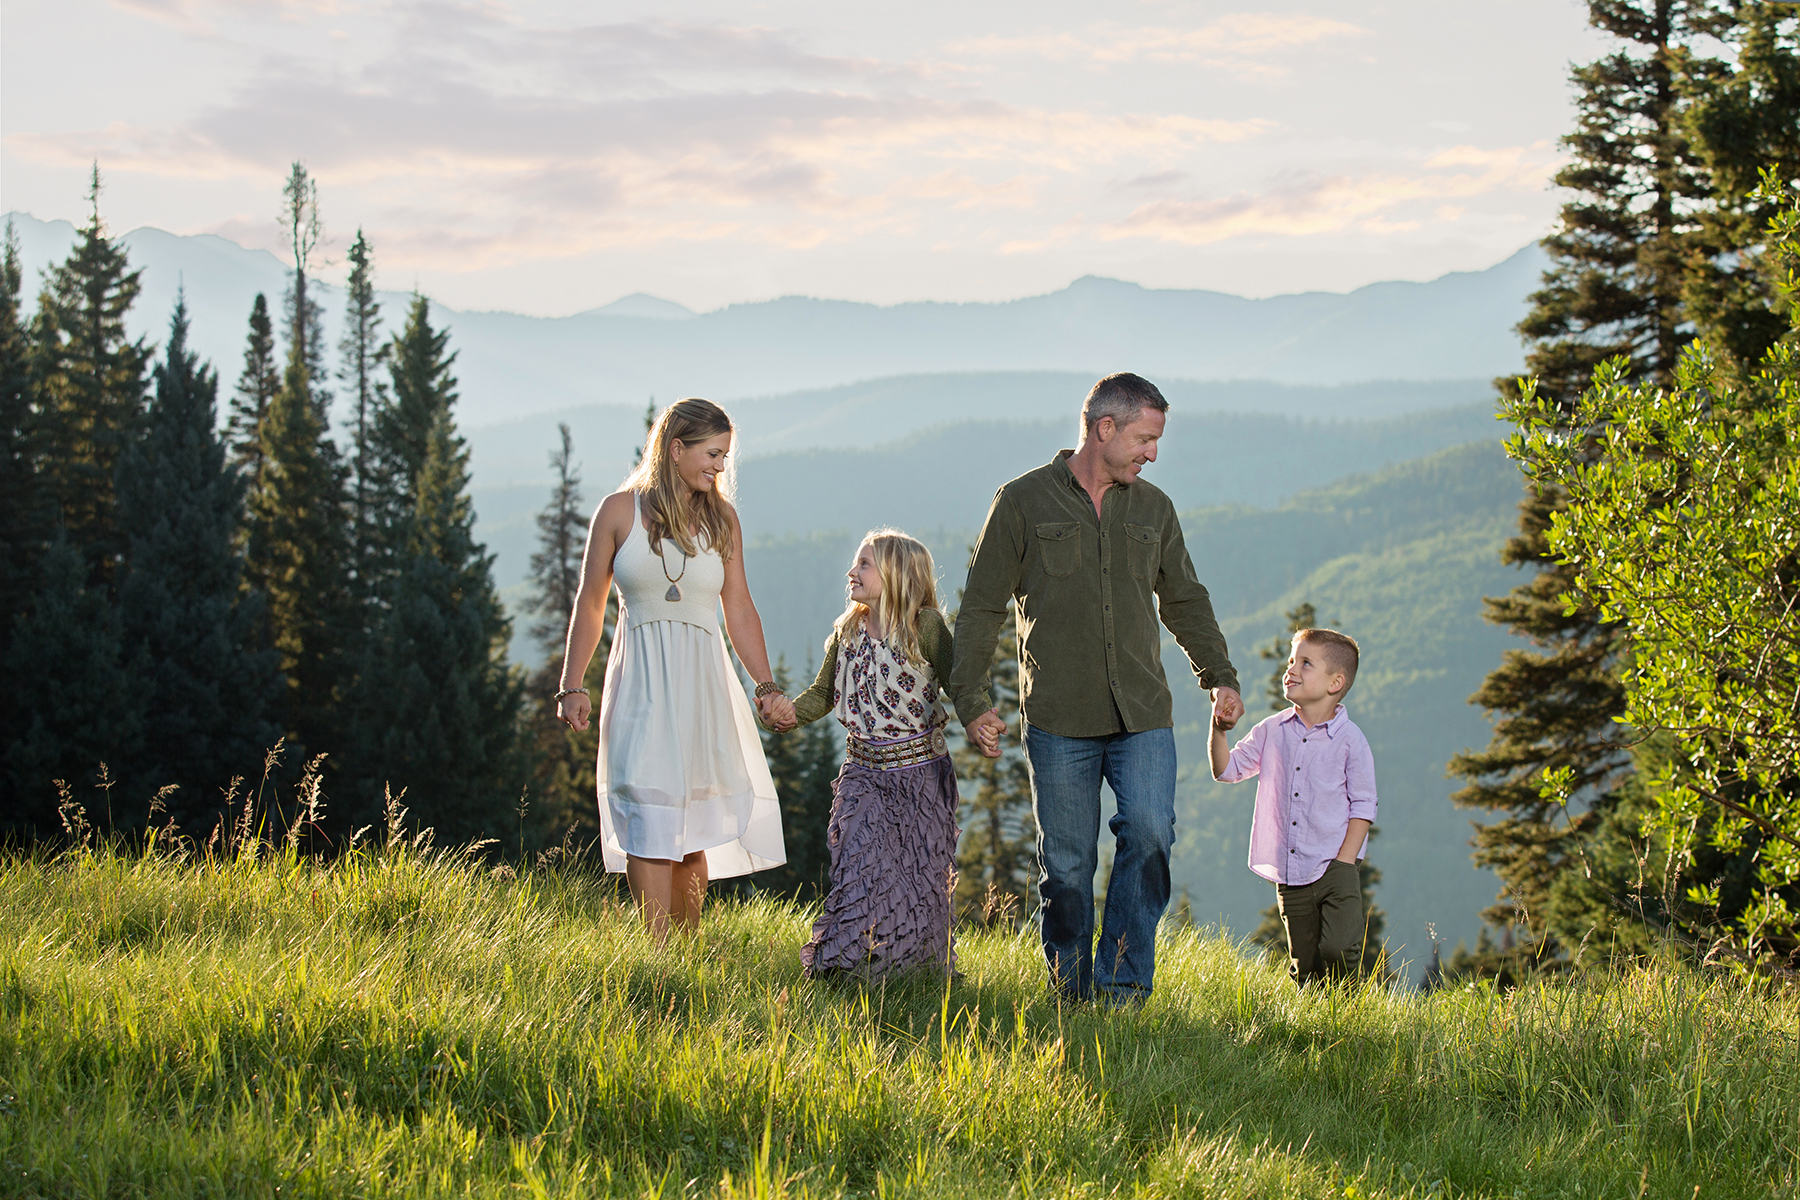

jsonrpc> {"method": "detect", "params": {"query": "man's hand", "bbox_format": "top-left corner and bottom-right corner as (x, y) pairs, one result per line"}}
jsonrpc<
(1210, 686), (1244, 731)
(967, 709), (1006, 758)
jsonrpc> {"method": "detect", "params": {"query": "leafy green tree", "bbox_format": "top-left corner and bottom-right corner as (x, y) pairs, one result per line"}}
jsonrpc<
(348, 297), (523, 841)
(520, 423), (606, 849)
(224, 294), (278, 485)
(31, 167), (150, 587)
(758, 657), (840, 901)
(952, 599), (1036, 928)
(113, 298), (282, 831)
(1452, 0), (1731, 976)
(1503, 173), (1800, 964)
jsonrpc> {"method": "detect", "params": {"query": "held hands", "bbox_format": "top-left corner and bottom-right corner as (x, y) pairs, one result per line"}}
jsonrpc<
(967, 709), (1006, 758)
(1210, 685), (1244, 732)
(756, 691), (797, 732)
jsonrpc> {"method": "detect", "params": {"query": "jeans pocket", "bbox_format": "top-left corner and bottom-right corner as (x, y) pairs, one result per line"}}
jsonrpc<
(1124, 523), (1160, 580)
(1036, 522), (1081, 577)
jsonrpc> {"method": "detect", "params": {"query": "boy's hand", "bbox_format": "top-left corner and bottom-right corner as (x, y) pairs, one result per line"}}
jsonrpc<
(1210, 686), (1243, 731)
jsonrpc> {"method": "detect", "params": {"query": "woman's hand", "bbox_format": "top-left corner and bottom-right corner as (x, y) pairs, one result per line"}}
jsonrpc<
(756, 692), (797, 732)
(558, 691), (593, 732)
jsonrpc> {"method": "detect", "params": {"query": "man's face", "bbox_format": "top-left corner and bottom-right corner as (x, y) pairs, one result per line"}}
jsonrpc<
(1099, 408), (1165, 486)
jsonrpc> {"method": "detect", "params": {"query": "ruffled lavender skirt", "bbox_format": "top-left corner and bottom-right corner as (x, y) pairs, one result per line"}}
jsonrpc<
(801, 755), (961, 979)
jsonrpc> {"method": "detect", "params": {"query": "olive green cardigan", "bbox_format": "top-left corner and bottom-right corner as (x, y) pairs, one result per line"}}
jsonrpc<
(791, 608), (955, 727)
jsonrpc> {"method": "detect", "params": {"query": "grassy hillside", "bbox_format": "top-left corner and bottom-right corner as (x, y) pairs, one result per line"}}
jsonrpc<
(3, 842), (1792, 1199)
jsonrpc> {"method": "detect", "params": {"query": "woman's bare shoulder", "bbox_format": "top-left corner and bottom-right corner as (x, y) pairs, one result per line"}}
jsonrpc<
(594, 490), (636, 534)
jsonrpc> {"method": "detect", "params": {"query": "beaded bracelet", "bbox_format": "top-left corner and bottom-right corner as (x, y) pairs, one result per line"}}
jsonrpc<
(753, 680), (785, 699)
(554, 687), (588, 701)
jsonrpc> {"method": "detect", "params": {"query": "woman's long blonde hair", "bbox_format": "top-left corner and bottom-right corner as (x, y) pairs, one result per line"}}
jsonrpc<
(622, 398), (737, 563)
(835, 529), (940, 666)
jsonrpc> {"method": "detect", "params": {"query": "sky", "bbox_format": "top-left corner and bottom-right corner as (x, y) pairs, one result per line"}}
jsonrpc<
(1, 0), (1607, 316)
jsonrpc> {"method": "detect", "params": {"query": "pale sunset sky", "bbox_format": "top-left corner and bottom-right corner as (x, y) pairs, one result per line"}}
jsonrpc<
(2, 0), (1605, 315)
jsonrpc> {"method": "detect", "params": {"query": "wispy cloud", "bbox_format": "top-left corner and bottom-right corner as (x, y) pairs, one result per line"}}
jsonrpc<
(956, 14), (1364, 76)
(9, 8), (1273, 267)
(1104, 143), (1561, 245)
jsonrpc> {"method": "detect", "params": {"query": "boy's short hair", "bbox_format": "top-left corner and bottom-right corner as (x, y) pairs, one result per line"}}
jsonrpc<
(1293, 628), (1360, 694)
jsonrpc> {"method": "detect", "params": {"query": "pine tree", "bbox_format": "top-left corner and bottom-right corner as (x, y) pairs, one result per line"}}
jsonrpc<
(758, 657), (840, 901)
(520, 423), (607, 848)
(31, 166), (151, 588)
(224, 294), (278, 483)
(339, 230), (387, 581)
(113, 297), (282, 831)
(952, 599), (1036, 928)
(2, 536), (137, 838)
(1451, 0), (1728, 976)
(362, 292), (454, 599)
(0, 220), (61, 835)
(243, 341), (353, 768)
(349, 296), (523, 841)
(278, 162), (331, 428)
(1680, 3), (1800, 371)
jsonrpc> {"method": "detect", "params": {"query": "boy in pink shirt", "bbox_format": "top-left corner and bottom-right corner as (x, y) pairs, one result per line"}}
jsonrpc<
(1208, 628), (1377, 986)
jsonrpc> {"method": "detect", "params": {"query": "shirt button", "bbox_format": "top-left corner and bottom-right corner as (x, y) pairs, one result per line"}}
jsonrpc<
(1292, 820), (1298, 825)
(1294, 792), (1299, 797)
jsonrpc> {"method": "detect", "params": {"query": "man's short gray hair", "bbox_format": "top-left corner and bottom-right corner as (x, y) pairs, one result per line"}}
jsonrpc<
(1082, 373), (1169, 433)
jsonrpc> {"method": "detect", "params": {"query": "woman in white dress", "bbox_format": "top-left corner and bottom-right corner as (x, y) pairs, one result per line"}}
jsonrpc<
(557, 399), (795, 943)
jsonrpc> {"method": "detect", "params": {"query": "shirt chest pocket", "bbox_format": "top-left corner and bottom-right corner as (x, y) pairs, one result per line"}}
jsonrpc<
(1035, 522), (1081, 577)
(1124, 523), (1161, 581)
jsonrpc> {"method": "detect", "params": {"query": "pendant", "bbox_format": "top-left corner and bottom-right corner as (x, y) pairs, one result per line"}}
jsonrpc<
(665, 584), (682, 602)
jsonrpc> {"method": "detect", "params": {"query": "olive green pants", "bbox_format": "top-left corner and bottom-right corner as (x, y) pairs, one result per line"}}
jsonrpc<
(1275, 859), (1365, 986)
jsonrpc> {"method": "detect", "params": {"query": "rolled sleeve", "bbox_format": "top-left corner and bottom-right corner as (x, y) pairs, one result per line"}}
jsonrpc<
(951, 489), (1023, 728)
(1345, 729), (1379, 824)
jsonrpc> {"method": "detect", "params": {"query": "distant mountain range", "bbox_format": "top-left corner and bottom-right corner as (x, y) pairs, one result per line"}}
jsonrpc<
(7, 211), (1540, 429)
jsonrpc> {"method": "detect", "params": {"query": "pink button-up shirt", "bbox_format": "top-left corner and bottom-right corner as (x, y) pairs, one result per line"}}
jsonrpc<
(1216, 704), (1378, 887)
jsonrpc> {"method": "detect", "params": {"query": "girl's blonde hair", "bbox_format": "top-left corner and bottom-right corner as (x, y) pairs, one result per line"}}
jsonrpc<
(621, 398), (738, 563)
(835, 529), (940, 666)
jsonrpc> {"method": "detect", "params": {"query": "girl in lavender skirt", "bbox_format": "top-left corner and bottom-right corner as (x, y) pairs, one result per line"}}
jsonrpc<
(789, 530), (994, 979)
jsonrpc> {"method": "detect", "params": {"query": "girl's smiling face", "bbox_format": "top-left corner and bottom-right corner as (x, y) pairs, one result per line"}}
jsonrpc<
(672, 432), (731, 494)
(847, 542), (883, 606)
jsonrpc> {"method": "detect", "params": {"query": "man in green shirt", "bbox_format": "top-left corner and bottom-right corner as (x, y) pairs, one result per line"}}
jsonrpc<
(953, 373), (1243, 1003)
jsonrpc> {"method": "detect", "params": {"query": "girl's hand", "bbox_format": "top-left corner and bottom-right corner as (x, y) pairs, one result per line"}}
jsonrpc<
(756, 692), (797, 731)
(559, 691), (592, 732)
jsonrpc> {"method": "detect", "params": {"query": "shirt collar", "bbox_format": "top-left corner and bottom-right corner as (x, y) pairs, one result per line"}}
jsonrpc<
(1052, 448), (1131, 494)
(1278, 703), (1347, 735)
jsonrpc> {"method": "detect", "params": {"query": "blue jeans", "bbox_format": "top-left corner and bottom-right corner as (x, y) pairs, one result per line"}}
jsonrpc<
(1023, 724), (1177, 1002)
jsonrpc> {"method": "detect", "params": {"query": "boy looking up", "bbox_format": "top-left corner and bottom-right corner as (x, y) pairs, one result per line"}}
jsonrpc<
(1209, 628), (1377, 986)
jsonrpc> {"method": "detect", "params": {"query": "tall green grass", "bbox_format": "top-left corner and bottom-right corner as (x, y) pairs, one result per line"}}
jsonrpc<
(1, 835), (1794, 1198)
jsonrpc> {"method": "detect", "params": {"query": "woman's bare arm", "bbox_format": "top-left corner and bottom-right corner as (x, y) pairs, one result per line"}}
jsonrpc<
(717, 504), (795, 728)
(557, 491), (633, 731)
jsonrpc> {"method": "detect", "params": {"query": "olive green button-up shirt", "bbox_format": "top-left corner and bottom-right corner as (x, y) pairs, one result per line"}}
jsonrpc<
(951, 450), (1239, 738)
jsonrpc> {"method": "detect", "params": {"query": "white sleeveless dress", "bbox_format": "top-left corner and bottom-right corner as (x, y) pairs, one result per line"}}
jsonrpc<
(595, 496), (785, 877)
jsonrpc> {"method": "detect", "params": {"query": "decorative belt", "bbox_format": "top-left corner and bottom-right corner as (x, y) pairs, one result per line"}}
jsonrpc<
(845, 726), (949, 771)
